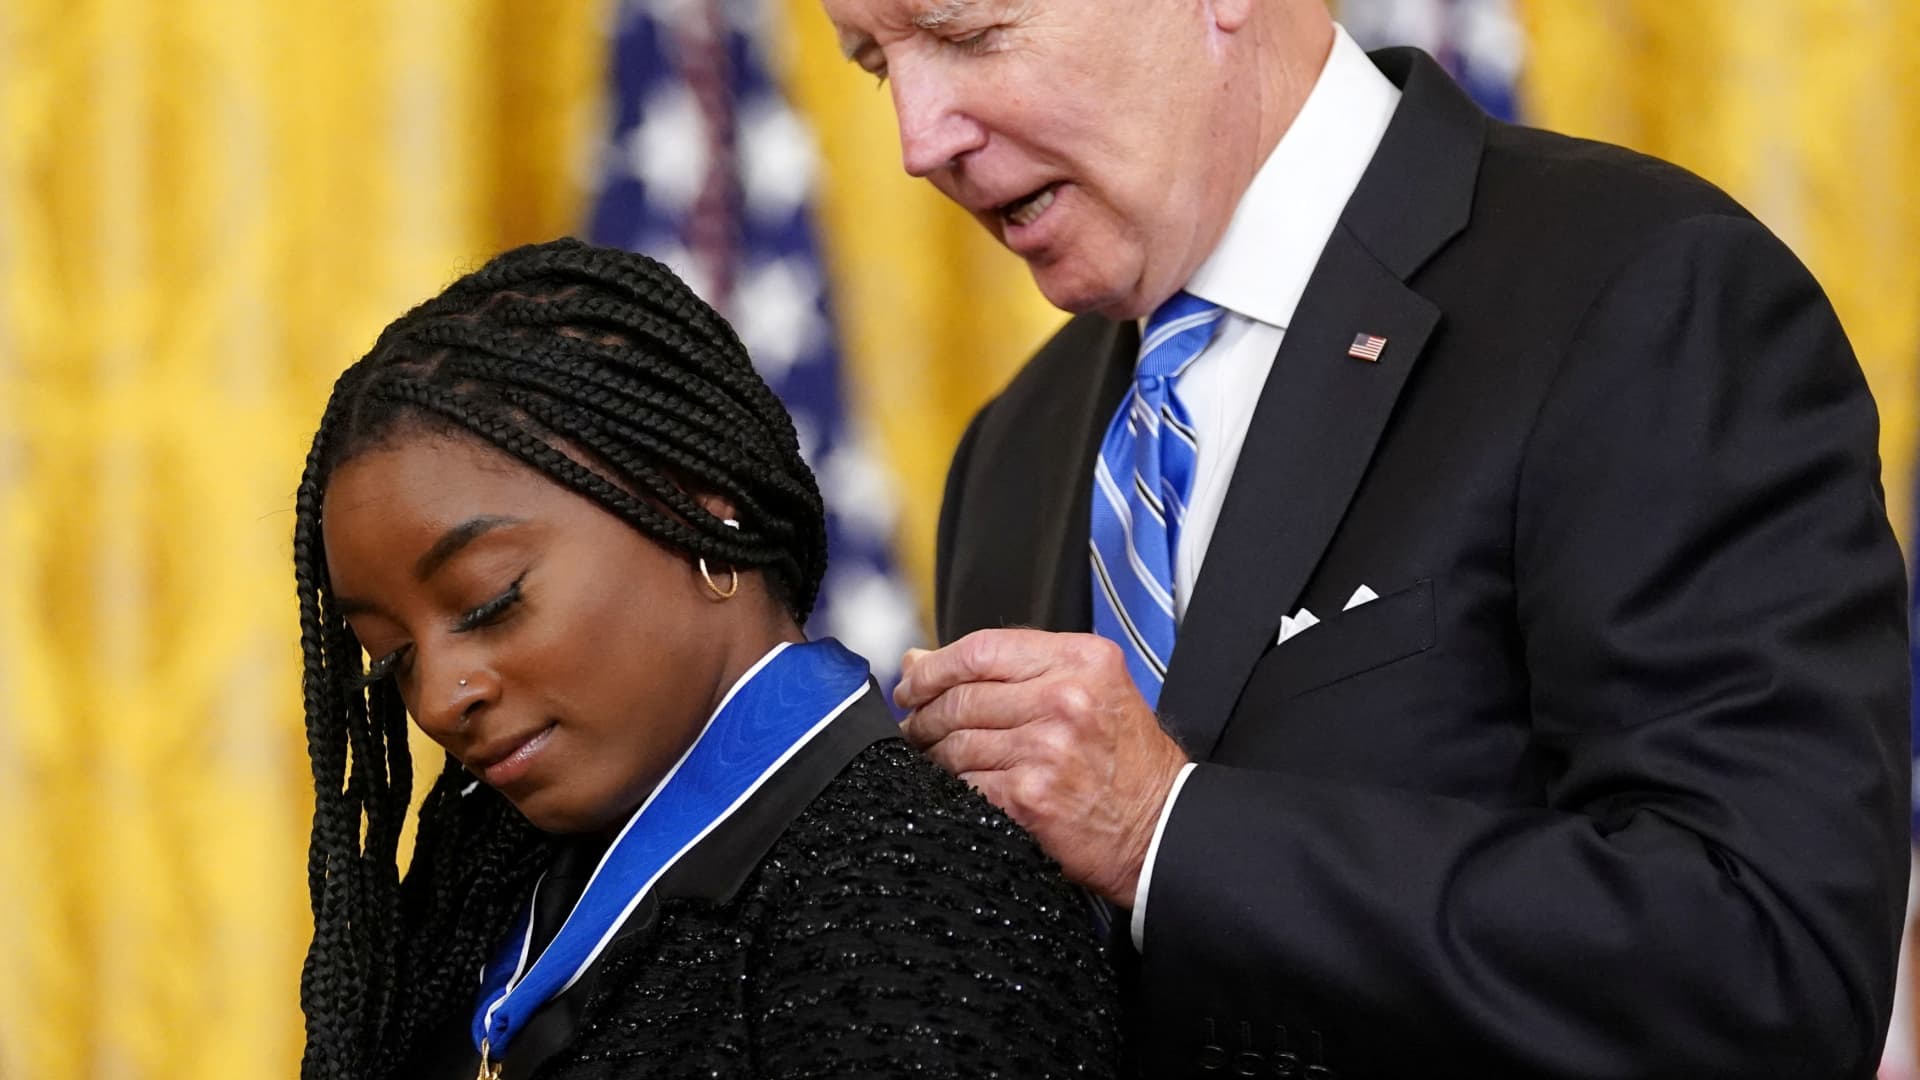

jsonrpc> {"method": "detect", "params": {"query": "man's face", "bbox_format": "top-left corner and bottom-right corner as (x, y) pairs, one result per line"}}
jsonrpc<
(823, 0), (1249, 319)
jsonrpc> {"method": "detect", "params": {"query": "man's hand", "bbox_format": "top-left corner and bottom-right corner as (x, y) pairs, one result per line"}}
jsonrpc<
(896, 628), (1191, 906)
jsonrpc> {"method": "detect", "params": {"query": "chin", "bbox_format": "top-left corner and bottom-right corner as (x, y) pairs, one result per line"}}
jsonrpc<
(1029, 259), (1148, 321)
(508, 790), (615, 836)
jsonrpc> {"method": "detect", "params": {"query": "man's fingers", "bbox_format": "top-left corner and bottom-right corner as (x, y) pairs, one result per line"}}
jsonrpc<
(921, 726), (1027, 778)
(899, 679), (1035, 749)
(895, 628), (1103, 708)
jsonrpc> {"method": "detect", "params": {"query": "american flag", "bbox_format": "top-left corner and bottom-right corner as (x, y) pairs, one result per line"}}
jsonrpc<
(586, 0), (924, 687)
(1348, 333), (1388, 362)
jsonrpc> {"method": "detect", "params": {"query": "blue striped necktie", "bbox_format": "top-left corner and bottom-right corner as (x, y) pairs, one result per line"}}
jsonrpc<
(1089, 291), (1224, 708)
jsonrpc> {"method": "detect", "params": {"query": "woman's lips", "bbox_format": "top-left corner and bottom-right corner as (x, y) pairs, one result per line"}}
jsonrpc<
(478, 724), (556, 787)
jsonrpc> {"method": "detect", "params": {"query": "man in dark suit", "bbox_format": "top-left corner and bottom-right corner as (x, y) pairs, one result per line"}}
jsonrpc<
(819, 0), (1910, 1074)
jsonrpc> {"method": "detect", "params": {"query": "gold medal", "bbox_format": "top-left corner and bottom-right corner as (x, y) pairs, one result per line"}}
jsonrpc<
(477, 1037), (503, 1080)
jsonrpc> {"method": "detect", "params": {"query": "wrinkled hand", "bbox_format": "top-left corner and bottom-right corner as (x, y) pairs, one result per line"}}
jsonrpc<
(896, 628), (1190, 907)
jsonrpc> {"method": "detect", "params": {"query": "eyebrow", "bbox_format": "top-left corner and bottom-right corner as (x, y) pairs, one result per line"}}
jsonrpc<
(912, 0), (975, 29)
(841, 0), (976, 56)
(329, 515), (526, 619)
(414, 514), (525, 582)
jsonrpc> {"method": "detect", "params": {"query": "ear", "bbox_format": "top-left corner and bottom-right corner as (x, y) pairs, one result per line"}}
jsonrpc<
(693, 491), (741, 526)
(1209, 0), (1254, 34)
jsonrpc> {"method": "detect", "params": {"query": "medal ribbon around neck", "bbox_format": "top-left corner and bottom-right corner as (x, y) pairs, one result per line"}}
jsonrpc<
(471, 638), (872, 1064)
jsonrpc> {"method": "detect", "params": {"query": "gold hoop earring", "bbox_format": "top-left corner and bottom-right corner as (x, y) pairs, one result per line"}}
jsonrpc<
(699, 557), (738, 599)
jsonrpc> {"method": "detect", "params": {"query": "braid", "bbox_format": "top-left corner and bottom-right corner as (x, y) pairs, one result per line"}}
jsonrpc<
(294, 238), (830, 1075)
(372, 763), (545, 1078)
(293, 404), (362, 1079)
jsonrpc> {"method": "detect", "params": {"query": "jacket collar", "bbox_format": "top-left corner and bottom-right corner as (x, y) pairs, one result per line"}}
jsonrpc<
(1152, 48), (1486, 756)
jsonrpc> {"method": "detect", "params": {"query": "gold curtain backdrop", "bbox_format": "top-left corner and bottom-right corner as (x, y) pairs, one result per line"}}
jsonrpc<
(0, 2), (604, 1074)
(0, 1), (1915, 1074)
(1517, 0), (1920, 546)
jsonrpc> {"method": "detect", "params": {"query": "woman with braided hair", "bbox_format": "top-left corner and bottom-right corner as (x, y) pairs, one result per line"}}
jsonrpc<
(291, 238), (1119, 1079)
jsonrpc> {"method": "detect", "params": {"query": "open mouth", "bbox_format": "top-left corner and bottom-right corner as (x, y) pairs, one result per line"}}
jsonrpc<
(999, 183), (1060, 228)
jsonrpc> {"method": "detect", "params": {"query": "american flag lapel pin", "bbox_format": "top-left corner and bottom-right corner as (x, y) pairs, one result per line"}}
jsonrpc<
(1348, 333), (1387, 362)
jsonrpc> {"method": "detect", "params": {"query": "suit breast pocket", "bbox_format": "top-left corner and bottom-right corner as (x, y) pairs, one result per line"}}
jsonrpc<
(1245, 578), (1436, 701)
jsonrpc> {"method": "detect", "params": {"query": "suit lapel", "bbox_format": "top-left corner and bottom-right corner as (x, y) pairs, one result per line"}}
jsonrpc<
(1158, 231), (1438, 755)
(1156, 48), (1485, 758)
(1038, 317), (1138, 633)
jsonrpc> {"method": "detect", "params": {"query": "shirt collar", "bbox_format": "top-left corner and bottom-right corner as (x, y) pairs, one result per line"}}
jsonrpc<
(1182, 25), (1402, 331)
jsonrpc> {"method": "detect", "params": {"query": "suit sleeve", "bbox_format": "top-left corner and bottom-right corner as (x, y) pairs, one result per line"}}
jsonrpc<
(1141, 215), (1910, 1078)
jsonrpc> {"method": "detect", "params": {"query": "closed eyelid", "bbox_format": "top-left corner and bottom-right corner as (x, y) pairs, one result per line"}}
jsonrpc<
(345, 577), (521, 687)
(356, 646), (410, 688)
(845, 39), (886, 75)
(454, 576), (525, 632)
(838, 29), (872, 60)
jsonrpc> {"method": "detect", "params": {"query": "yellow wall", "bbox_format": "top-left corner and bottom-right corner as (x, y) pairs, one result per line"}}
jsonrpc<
(0, 2), (600, 1074)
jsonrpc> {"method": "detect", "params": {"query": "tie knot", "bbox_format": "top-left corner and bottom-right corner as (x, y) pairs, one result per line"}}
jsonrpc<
(1138, 291), (1223, 379)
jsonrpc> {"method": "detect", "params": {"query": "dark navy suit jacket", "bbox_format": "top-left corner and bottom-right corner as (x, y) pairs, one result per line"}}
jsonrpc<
(935, 47), (1910, 1079)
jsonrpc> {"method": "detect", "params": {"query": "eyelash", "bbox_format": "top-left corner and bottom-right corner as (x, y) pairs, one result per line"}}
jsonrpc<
(952, 28), (996, 53)
(355, 576), (526, 689)
(867, 28), (998, 85)
(356, 649), (408, 691)
(456, 577), (524, 632)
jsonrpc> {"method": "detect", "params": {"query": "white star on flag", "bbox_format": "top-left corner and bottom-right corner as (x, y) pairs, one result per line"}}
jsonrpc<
(738, 96), (818, 224)
(731, 258), (827, 381)
(824, 569), (924, 684)
(624, 85), (708, 215)
(819, 442), (901, 544)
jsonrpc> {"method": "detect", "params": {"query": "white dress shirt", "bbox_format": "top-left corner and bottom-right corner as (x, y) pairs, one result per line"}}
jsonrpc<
(1130, 25), (1402, 949)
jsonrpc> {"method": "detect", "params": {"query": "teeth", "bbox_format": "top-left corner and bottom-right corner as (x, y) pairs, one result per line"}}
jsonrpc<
(1006, 186), (1056, 227)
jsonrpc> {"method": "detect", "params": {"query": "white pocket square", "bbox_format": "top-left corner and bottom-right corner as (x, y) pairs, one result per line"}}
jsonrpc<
(1277, 607), (1320, 644)
(1278, 585), (1380, 645)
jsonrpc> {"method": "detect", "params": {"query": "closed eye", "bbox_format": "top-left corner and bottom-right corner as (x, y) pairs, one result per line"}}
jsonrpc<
(357, 646), (411, 690)
(950, 27), (998, 52)
(455, 576), (524, 632)
(857, 50), (889, 85)
(351, 577), (525, 689)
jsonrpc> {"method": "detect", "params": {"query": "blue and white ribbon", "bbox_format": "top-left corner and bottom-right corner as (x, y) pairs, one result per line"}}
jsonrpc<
(472, 638), (872, 1061)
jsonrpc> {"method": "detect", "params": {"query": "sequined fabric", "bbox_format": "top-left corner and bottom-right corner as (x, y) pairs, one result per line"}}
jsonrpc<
(532, 740), (1121, 1079)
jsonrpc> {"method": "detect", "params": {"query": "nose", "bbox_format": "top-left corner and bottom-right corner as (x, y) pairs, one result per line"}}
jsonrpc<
(889, 64), (987, 178)
(409, 650), (494, 744)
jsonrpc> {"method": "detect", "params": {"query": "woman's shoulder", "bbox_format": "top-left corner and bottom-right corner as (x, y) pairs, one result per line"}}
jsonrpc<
(753, 734), (1111, 989)
(778, 738), (1060, 881)
(744, 738), (1123, 1078)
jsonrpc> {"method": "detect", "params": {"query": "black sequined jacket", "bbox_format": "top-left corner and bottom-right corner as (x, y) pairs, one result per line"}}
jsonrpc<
(409, 686), (1121, 1079)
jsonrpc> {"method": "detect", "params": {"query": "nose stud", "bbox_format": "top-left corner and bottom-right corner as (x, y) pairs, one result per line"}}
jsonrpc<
(458, 679), (468, 688)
